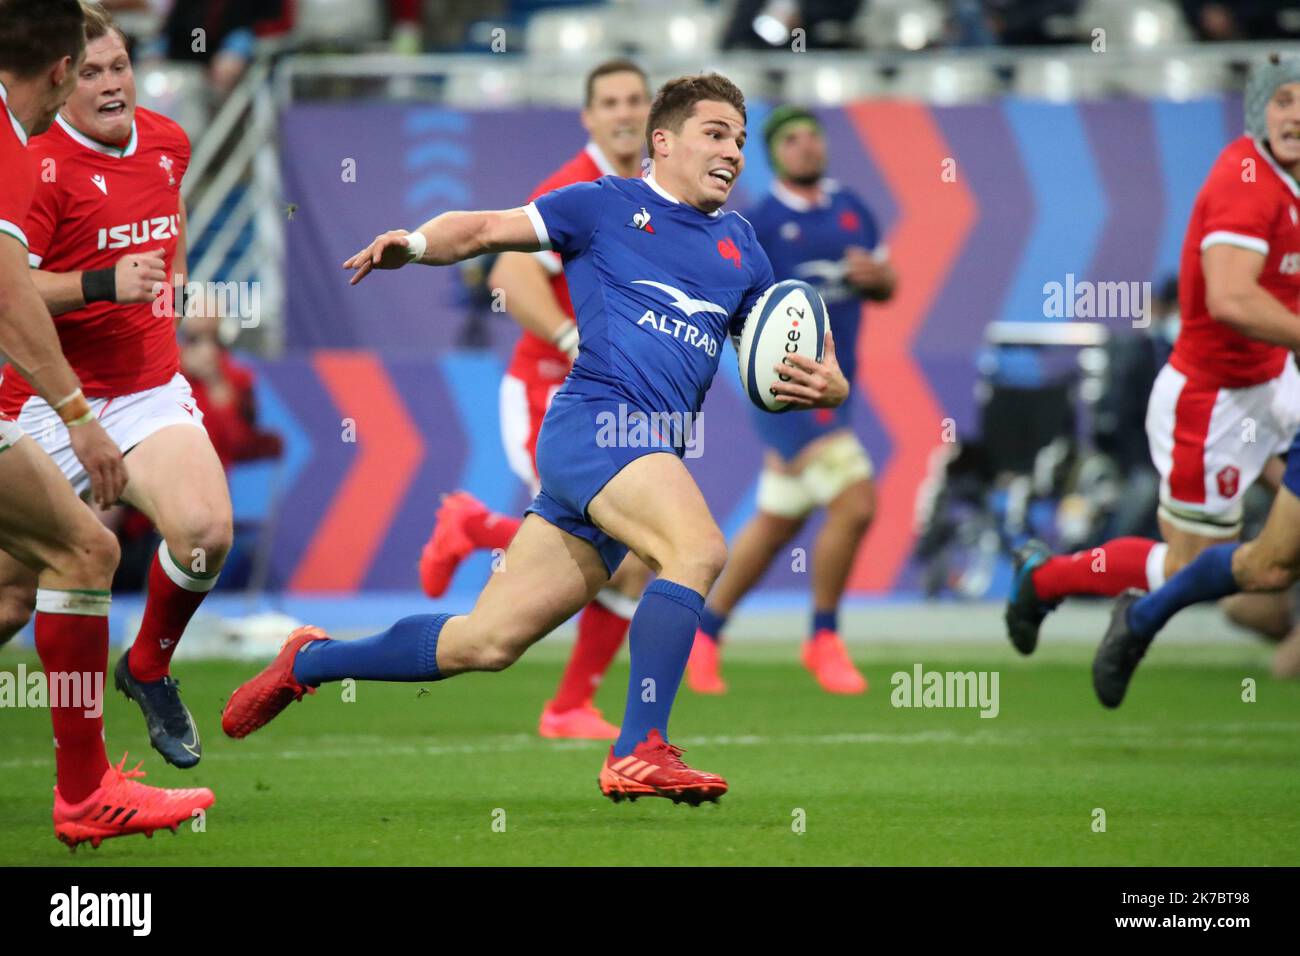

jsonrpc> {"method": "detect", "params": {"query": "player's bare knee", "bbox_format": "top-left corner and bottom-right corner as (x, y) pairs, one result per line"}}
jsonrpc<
(665, 530), (727, 591)
(49, 523), (120, 585)
(1247, 562), (1298, 593)
(475, 637), (525, 672)
(168, 509), (234, 566)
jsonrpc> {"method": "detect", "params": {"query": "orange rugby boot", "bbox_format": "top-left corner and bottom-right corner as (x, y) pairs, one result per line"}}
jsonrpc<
(418, 491), (488, 598)
(685, 630), (727, 695)
(53, 753), (215, 851)
(598, 729), (727, 805)
(802, 629), (868, 695)
(539, 700), (619, 740)
(221, 626), (324, 738)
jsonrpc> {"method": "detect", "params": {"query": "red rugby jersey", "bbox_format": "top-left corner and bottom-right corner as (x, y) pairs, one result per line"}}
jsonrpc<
(504, 142), (617, 380)
(0, 107), (190, 415)
(1172, 136), (1300, 389)
(0, 81), (38, 421)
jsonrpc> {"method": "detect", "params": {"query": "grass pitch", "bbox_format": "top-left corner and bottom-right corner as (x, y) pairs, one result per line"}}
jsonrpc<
(2, 619), (1299, 866)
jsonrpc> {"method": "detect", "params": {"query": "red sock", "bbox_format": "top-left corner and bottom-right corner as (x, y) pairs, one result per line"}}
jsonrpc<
(34, 592), (111, 804)
(1031, 537), (1158, 601)
(463, 511), (521, 551)
(128, 544), (216, 682)
(551, 597), (632, 712)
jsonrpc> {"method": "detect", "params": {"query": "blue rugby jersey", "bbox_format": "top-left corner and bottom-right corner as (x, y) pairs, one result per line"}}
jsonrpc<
(742, 179), (884, 459)
(526, 173), (775, 419)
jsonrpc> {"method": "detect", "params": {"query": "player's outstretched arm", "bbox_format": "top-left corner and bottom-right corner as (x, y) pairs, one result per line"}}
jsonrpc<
(770, 328), (850, 409)
(344, 207), (542, 286)
(1203, 244), (1300, 350)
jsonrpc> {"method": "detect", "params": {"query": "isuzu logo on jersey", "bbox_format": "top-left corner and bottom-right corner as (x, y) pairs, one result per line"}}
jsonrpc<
(97, 215), (180, 251)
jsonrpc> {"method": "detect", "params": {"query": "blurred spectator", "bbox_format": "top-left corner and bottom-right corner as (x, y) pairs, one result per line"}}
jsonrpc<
(390, 0), (423, 53)
(721, 0), (865, 50)
(180, 316), (283, 467)
(1181, 1), (1300, 41)
(980, 0), (1080, 46)
(150, 0), (290, 96)
(1087, 276), (1178, 540)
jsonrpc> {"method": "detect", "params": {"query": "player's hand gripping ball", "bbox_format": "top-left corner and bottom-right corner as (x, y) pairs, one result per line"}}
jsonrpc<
(737, 279), (835, 412)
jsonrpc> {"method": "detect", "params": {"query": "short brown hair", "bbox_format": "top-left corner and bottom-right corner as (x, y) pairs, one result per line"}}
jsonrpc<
(80, 0), (128, 47)
(646, 73), (746, 156)
(584, 58), (648, 108)
(0, 0), (85, 78)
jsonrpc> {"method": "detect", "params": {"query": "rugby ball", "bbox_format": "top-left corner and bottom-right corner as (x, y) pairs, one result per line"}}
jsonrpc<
(737, 279), (828, 413)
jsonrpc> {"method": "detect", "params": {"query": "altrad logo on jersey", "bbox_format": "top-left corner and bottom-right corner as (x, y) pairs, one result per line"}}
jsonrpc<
(631, 280), (724, 358)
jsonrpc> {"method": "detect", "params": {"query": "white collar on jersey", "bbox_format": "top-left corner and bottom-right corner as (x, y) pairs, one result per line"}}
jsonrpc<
(0, 80), (29, 146)
(585, 141), (617, 176)
(770, 178), (840, 212)
(641, 169), (722, 217)
(55, 112), (138, 158)
(1253, 137), (1300, 199)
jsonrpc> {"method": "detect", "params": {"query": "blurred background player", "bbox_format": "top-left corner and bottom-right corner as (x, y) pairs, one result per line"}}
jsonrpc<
(1090, 54), (1300, 707)
(0, 2), (233, 769)
(686, 105), (895, 695)
(0, 0), (212, 848)
(418, 59), (655, 740)
(224, 74), (849, 804)
(1006, 51), (1300, 677)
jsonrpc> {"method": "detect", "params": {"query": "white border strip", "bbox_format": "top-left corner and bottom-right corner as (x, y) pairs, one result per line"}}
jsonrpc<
(1201, 230), (1268, 256)
(524, 202), (551, 251)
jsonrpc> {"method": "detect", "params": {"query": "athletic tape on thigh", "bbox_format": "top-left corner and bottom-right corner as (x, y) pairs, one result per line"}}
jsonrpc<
(1157, 501), (1242, 539)
(803, 433), (874, 506)
(756, 467), (817, 518)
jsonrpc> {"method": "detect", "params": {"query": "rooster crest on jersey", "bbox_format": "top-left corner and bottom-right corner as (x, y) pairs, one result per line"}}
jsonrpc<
(628, 207), (654, 232)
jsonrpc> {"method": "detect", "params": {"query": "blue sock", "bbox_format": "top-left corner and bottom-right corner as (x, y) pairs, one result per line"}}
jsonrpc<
(292, 614), (448, 685)
(698, 605), (727, 643)
(1127, 544), (1240, 641)
(613, 579), (703, 757)
(812, 609), (838, 637)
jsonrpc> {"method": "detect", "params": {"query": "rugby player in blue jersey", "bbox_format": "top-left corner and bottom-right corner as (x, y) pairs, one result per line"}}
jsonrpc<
(223, 75), (850, 803)
(687, 106), (895, 696)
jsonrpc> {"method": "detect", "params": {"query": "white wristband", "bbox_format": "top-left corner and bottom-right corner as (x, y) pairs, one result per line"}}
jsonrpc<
(404, 230), (427, 263)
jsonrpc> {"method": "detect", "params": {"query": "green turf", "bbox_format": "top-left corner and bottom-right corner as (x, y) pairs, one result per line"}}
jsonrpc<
(2, 640), (1298, 866)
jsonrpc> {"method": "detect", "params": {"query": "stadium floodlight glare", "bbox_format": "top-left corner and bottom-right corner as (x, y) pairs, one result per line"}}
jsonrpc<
(898, 12), (929, 51)
(814, 68), (844, 105)
(669, 16), (698, 51)
(559, 19), (591, 53)
(752, 14), (790, 46)
(1133, 9), (1161, 47)
(1042, 60), (1074, 103)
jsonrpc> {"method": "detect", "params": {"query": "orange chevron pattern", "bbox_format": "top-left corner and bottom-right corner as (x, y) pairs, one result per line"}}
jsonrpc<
(845, 102), (976, 591)
(289, 352), (424, 591)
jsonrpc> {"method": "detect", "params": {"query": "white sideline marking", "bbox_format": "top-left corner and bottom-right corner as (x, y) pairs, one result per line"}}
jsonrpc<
(2, 722), (1297, 770)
